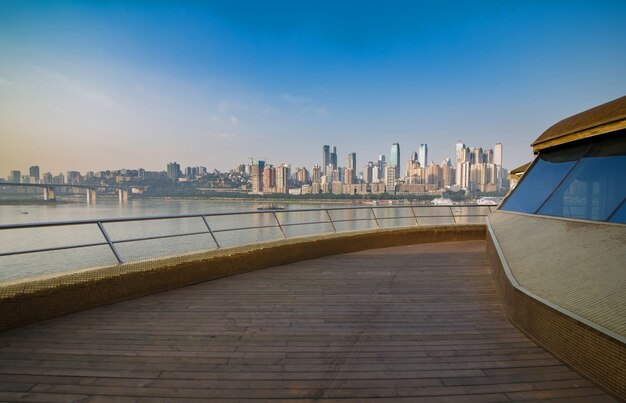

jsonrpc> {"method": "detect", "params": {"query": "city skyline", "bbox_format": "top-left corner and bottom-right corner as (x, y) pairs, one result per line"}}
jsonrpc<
(1, 1), (625, 174)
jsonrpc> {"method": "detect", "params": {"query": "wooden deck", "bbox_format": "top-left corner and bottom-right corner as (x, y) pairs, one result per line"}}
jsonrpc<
(0, 240), (615, 402)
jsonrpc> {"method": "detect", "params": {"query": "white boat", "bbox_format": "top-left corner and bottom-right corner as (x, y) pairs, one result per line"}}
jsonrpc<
(476, 197), (502, 206)
(431, 197), (453, 205)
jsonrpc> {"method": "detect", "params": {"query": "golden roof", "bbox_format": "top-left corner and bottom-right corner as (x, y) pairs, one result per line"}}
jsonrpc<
(532, 95), (626, 152)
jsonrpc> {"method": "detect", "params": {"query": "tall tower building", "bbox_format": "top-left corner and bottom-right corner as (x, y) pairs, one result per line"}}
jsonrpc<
(418, 144), (428, 167)
(484, 148), (494, 164)
(322, 145), (331, 174)
(364, 161), (374, 184)
(331, 147), (338, 170)
(471, 147), (484, 164)
(251, 160), (265, 193)
(411, 151), (418, 161)
(347, 153), (357, 183)
(9, 170), (21, 183)
(377, 154), (385, 172)
(390, 143), (400, 178)
(456, 141), (469, 164)
(263, 164), (275, 190)
(384, 165), (397, 193)
(276, 164), (289, 194)
(167, 162), (181, 181)
(494, 143), (503, 166)
(311, 164), (321, 183)
(29, 166), (40, 182)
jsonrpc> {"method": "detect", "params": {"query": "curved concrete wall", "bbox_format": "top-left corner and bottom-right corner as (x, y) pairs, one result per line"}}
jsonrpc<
(486, 212), (625, 400)
(0, 224), (485, 331)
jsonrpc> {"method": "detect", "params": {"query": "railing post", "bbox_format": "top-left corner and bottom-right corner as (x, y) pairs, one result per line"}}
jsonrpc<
(371, 208), (380, 229)
(325, 209), (337, 233)
(410, 206), (419, 226)
(96, 221), (123, 264)
(201, 216), (220, 249)
(272, 212), (287, 239)
(449, 206), (457, 224)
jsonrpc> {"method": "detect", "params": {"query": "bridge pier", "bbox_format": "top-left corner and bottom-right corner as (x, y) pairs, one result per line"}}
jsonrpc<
(86, 188), (97, 204)
(118, 189), (128, 203)
(43, 187), (56, 201)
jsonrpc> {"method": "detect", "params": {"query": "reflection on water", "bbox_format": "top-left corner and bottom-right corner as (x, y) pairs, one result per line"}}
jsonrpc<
(0, 200), (491, 282)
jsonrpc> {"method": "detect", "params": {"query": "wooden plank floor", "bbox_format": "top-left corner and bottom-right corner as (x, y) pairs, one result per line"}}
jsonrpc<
(0, 240), (615, 402)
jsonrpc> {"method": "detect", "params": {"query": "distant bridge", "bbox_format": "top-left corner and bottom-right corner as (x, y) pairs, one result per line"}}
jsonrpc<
(0, 182), (130, 203)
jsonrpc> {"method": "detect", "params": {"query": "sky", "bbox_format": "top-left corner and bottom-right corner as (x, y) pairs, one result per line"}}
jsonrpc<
(1, 0), (625, 176)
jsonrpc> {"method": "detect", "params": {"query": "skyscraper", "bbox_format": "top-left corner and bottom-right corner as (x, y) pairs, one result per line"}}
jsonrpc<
(331, 146), (338, 170)
(9, 170), (21, 183)
(29, 166), (40, 182)
(167, 162), (181, 181)
(311, 164), (321, 183)
(390, 143), (400, 178)
(263, 164), (275, 190)
(494, 143), (503, 166)
(322, 145), (330, 174)
(347, 153), (356, 183)
(377, 154), (386, 181)
(276, 164), (288, 194)
(418, 144), (428, 167)
(251, 160), (265, 193)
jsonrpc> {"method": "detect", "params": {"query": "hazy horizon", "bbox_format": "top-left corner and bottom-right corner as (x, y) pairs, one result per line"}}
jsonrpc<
(1, 1), (625, 175)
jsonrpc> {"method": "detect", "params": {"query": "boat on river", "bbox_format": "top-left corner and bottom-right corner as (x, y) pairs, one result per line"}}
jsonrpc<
(257, 204), (286, 210)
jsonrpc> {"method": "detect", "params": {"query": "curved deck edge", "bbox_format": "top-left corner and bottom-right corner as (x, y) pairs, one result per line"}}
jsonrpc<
(1, 224), (485, 331)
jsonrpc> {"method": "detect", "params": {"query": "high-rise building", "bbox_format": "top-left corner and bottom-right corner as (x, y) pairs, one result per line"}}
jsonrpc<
(456, 141), (469, 164)
(494, 143), (504, 190)
(377, 154), (385, 180)
(263, 164), (275, 190)
(251, 160), (265, 193)
(322, 145), (331, 174)
(471, 147), (483, 164)
(311, 164), (321, 183)
(66, 171), (81, 184)
(390, 143), (400, 178)
(167, 162), (181, 181)
(331, 147), (338, 170)
(418, 144), (428, 167)
(9, 170), (21, 183)
(494, 143), (503, 166)
(440, 161), (454, 188)
(276, 164), (289, 194)
(484, 148), (494, 164)
(363, 161), (374, 184)
(427, 163), (441, 188)
(456, 161), (471, 190)
(29, 166), (40, 182)
(410, 151), (418, 161)
(344, 168), (354, 185)
(347, 153), (356, 183)
(385, 165), (397, 193)
(42, 172), (53, 184)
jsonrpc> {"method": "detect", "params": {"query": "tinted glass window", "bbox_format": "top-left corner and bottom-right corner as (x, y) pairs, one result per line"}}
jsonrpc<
(608, 201), (626, 224)
(538, 135), (626, 221)
(500, 144), (588, 214)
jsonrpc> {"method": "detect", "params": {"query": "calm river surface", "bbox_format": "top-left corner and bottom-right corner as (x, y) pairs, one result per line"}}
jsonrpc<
(0, 198), (487, 282)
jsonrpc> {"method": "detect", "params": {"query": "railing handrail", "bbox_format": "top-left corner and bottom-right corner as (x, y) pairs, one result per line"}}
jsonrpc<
(0, 204), (488, 230)
(0, 204), (495, 265)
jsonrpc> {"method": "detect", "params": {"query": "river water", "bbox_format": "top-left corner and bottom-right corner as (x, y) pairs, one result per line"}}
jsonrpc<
(0, 199), (489, 282)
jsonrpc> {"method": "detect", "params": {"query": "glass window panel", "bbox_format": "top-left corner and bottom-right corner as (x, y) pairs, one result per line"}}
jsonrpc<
(608, 201), (626, 224)
(538, 135), (626, 221)
(500, 143), (588, 214)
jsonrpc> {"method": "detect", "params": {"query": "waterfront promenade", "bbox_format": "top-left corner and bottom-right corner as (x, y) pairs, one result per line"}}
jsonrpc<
(0, 240), (614, 401)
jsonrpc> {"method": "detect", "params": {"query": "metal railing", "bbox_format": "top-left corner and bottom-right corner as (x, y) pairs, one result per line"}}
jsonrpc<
(0, 204), (495, 265)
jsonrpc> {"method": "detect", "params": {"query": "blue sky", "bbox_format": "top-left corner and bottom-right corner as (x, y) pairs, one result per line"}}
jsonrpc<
(1, 0), (625, 174)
